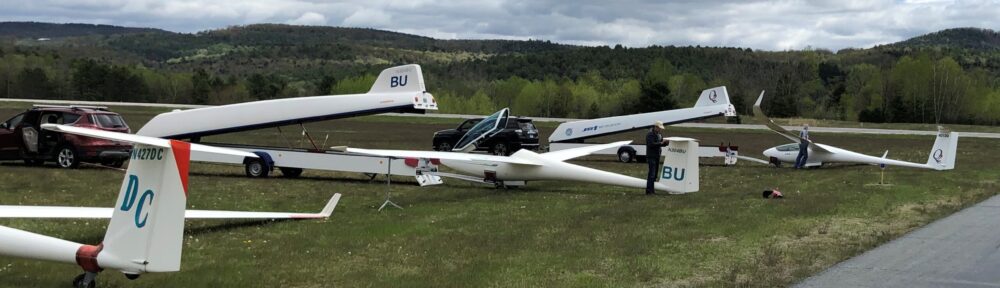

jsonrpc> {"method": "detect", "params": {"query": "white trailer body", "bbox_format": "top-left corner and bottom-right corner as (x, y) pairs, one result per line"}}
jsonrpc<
(195, 143), (443, 185)
(549, 142), (747, 165)
(548, 86), (742, 164)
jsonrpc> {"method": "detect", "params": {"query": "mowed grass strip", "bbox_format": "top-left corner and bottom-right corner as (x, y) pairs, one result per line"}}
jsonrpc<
(0, 103), (996, 287)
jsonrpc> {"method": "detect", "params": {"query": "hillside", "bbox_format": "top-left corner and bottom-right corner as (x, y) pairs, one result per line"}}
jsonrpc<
(0, 22), (997, 126)
(0, 22), (165, 39)
(887, 28), (1000, 51)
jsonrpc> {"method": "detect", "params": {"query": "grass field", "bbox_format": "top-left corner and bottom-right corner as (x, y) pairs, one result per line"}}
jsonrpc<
(0, 103), (997, 287)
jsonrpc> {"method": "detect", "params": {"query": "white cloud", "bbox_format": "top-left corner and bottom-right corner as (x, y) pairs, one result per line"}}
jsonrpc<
(287, 12), (326, 26)
(341, 8), (390, 28)
(0, 0), (997, 50)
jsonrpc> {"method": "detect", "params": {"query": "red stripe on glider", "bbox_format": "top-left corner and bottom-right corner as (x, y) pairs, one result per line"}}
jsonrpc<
(169, 140), (191, 197)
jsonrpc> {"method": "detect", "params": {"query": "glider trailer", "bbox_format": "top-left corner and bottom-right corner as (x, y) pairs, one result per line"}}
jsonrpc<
(136, 64), (443, 185)
(547, 87), (761, 164)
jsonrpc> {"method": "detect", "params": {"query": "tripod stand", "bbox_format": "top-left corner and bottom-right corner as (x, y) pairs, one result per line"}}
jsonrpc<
(378, 156), (403, 211)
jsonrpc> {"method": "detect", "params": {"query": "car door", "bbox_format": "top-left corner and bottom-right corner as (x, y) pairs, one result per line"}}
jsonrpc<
(0, 113), (25, 160)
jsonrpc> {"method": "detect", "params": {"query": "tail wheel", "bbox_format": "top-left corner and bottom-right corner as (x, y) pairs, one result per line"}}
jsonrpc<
(280, 167), (304, 178)
(56, 146), (80, 168)
(617, 147), (636, 163)
(244, 158), (270, 178)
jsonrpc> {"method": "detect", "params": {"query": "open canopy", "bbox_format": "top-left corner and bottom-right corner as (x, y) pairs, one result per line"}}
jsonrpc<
(453, 108), (509, 152)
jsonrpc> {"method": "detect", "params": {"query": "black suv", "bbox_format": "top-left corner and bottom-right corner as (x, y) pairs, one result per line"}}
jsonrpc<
(433, 117), (539, 155)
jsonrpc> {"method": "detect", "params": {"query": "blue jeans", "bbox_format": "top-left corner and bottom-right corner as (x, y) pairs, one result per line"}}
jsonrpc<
(794, 142), (809, 168)
(646, 157), (659, 193)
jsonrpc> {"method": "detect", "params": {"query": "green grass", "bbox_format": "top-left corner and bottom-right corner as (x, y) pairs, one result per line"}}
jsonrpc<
(0, 103), (998, 287)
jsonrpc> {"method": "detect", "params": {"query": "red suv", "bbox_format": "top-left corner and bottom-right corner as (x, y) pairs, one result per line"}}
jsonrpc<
(0, 105), (132, 168)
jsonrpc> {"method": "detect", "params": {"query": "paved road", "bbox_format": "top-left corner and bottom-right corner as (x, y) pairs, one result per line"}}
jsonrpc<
(3, 98), (999, 139)
(796, 194), (1000, 288)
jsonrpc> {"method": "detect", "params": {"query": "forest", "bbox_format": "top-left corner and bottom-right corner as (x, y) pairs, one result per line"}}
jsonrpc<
(0, 22), (997, 125)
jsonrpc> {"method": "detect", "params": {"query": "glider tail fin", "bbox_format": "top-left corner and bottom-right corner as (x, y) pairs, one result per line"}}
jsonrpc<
(101, 140), (191, 273)
(658, 137), (700, 194)
(369, 64), (426, 94)
(926, 127), (959, 170)
(694, 86), (736, 116)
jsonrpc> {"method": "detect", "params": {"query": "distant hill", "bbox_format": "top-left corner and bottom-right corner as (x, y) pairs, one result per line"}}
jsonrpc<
(107, 24), (574, 61)
(887, 28), (1000, 51)
(0, 22), (166, 39)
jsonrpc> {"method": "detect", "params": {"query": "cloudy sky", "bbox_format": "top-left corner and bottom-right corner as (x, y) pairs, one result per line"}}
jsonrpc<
(1, 0), (997, 50)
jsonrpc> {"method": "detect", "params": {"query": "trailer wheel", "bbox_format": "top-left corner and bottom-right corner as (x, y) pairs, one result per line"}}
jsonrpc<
(245, 159), (270, 178)
(617, 147), (636, 163)
(280, 167), (303, 178)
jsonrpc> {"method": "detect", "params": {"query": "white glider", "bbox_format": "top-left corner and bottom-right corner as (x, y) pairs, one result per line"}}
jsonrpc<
(753, 93), (958, 170)
(336, 109), (702, 194)
(0, 124), (341, 287)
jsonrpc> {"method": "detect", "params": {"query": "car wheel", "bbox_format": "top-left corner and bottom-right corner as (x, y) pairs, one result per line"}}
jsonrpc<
(244, 158), (270, 178)
(617, 148), (636, 163)
(280, 167), (303, 178)
(436, 141), (453, 152)
(490, 143), (509, 156)
(56, 146), (80, 168)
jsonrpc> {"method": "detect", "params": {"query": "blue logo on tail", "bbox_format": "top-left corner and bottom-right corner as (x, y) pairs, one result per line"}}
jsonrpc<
(661, 166), (685, 181)
(121, 174), (155, 228)
(390, 75), (408, 87)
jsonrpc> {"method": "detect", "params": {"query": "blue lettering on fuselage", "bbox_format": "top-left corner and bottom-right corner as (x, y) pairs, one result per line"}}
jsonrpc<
(119, 174), (155, 228)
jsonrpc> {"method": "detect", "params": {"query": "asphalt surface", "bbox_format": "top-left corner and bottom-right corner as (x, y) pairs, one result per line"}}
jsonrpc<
(796, 194), (1000, 288)
(3, 98), (1000, 139)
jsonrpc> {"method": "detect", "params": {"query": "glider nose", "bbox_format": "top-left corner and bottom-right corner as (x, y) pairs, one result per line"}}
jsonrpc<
(763, 148), (777, 158)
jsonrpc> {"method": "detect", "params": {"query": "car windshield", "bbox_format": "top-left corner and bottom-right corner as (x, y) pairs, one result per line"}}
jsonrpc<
(459, 119), (481, 130)
(92, 114), (127, 128)
(3, 113), (24, 129)
(453, 108), (509, 152)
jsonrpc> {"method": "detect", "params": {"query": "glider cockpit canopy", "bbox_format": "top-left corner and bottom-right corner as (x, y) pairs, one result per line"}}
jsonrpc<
(453, 108), (509, 152)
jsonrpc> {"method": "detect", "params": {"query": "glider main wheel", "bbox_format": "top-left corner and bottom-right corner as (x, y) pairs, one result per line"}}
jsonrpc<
(244, 159), (270, 178)
(56, 145), (80, 169)
(490, 143), (509, 156)
(73, 273), (96, 288)
(435, 141), (453, 152)
(280, 167), (304, 178)
(617, 147), (636, 163)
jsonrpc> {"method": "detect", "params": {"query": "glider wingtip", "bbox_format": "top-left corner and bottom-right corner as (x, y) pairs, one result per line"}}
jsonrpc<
(319, 193), (342, 217)
(330, 146), (349, 152)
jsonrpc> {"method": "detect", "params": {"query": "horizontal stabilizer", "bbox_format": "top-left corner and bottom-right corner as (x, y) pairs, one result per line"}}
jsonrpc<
(42, 124), (257, 159)
(0, 194), (341, 220)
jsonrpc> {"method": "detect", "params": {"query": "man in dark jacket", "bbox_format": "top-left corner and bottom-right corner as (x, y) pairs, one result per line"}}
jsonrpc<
(645, 121), (668, 195)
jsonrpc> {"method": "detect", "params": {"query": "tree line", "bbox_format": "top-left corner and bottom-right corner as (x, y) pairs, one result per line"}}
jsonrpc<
(0, 31), (998, 125)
